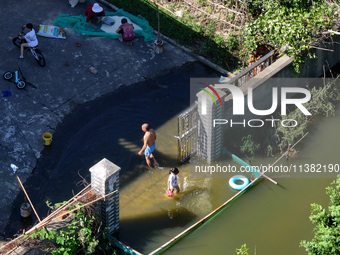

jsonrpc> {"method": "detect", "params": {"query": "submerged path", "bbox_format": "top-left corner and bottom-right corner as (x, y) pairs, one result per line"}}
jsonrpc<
(4, 61), (221, 242)
(0, 0), (199, 238)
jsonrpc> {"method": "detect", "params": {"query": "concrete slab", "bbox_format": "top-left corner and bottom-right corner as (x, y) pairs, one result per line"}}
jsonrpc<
(0, 0), (194, 239)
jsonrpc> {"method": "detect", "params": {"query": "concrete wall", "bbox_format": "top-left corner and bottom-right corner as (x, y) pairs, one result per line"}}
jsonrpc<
(90, 158), (120, 234)
(197, 89), (227, 162)
(197, 35), (340, 162)
(224, 34), (340, 121)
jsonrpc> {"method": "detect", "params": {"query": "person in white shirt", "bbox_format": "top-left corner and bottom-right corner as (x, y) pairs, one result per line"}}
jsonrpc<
(168, 167), (180, 194)
(18, 23), (38, 59)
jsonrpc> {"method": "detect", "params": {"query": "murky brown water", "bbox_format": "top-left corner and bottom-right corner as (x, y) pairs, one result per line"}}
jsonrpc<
(6, 61), (339, 255)
(119, 103), (340, 254)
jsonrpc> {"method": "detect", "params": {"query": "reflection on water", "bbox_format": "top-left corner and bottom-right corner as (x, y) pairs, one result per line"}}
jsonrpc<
(5, 62), (226, 246)
(118, 113), (242, 251)
(5, 61), (340, 255)
(119, 113), (257, 252)
(160, 103), (340, 255)
(119, 100), (340, 254)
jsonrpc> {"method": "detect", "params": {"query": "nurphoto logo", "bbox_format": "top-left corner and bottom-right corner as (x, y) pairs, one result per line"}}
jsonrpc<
(201, 84), (311, 116)
(200, 82), (311, 128)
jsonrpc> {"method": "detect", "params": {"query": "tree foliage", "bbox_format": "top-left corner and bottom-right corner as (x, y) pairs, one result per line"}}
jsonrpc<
(30, 204), (100, 255)
(236, 78), (340, 157)
(300, 176), (340, 254)
(236, 243), (249, 255)
(276, 79), (340, 152)
(240, 134), (260, 160)
(242, 0), (338, 72)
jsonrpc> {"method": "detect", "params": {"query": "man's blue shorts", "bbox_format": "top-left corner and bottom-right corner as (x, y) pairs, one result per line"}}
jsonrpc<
(145, 143), (156, 156)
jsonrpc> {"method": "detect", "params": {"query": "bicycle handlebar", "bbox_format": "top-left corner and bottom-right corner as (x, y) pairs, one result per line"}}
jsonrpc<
(19, 26), (26, 36)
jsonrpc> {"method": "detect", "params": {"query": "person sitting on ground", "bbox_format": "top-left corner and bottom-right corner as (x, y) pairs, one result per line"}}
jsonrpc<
(18, 23), (38, 59)
(116, 18), (135, 42)
(85, 3), (105, 29)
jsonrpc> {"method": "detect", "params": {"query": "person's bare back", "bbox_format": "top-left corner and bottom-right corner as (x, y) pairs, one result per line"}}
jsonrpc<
(143, 129), (156, 147)
(138, 123), (158, 168)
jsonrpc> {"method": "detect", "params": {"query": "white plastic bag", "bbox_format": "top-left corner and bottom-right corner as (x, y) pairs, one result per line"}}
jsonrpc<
(69, 0), (79, 8)
(102, 17), (115, 26)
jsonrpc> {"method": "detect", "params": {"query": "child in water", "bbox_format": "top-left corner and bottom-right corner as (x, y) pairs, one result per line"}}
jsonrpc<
(167, 167), (180, 195)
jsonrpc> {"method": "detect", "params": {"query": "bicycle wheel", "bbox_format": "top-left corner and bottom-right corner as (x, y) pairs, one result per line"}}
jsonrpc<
(3, 71), (13, 80)
(12, 37), (22, 48)
(33, 49), (46, 67)
(16, 80), (26, 89)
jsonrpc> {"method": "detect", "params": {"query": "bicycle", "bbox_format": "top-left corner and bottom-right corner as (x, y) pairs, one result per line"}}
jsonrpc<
(3, 67), (26, 89)
(13, 27), (46, 67)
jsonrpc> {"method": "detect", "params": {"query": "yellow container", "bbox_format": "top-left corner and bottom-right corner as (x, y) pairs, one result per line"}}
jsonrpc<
(43, 132), (53, 145)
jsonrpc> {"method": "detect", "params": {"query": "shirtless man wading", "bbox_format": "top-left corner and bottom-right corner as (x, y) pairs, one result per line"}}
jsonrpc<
(138, 123), (159, 168)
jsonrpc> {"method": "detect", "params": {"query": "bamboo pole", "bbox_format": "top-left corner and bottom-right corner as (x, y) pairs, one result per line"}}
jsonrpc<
(57, 190), (118, 218)
(14, 173), (41, 222)
(149, 132), (310, 255)
(327, 30), (340, 35)
(291, 132), (309, 149)
(152, 1), (176, 16)
(261, 172), (278, 184)
(0, 184), (95, 253)
(149, 172), (264, 255)
(38, 185), (94, 225)
(156, 2), (161, 41)
(1, 188), (108, 254)
(21, 184), (93, 232)
(310, 46), (334, 52)
(268, 132), (309, 169)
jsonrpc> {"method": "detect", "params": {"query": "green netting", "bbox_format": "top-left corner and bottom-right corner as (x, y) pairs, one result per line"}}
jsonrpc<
(53, 9), (155, 42)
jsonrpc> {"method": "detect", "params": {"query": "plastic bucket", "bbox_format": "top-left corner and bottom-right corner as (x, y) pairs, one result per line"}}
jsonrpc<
(154, 44), (164, 54)
(20, 203), (32, 217)
(43, 132), (53, 145)
(154, 39), (164, 54)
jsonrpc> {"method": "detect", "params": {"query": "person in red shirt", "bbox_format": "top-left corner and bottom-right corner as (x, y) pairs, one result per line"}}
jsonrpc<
(116, 18), (135, 42)
(85, 3), (105, 29)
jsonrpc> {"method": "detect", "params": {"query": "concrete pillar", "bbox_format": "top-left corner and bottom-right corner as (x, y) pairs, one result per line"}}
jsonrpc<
(90, 158), (120, 234)
(197, 88), (227, 162)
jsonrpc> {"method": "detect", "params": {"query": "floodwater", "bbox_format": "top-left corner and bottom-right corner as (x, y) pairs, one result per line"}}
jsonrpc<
(160, 105), (340, 255)
(6, 61), (340, 255)
(5, 61), (222, 236)
(119, 102), (340, 255)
